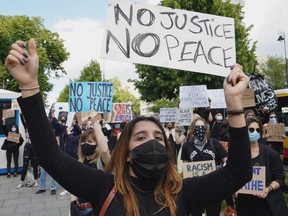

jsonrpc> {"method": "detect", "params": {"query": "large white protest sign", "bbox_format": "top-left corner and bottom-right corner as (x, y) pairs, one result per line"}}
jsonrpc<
(208, 89), (226, 109)
(101, 0), (235, 77)
(160, 108), (178, 122)
(179, 85), (209, 108)
(69, 82), (114, 112)
(238, 166), (266, 195)
(177, 108), (193, 126)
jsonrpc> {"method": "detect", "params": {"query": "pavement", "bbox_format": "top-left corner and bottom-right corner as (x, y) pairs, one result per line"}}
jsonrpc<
(0, 174), (70, 216)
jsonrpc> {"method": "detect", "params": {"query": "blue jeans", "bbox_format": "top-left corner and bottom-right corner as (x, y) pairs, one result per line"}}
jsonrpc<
(39, 167), (57, 190)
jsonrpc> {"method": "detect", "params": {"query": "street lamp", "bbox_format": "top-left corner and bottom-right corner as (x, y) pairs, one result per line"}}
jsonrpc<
(277, 30), (288, 88)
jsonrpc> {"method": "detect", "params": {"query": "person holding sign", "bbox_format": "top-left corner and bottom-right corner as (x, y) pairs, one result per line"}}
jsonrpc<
(6, 39), (253, 216)
(1, 116), (24, 178)
(181, 118), (227, 216)
(235, 117), (288, 216)
(263, 111), (287, 162)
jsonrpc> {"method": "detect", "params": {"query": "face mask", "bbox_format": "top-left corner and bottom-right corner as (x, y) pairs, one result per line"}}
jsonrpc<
(249, 131), (260, 142)
(81, 143), (96, 156)
(269, 117), (277, 124)
(114, 124), (121, 129)
(11, 127), (16, 132)
(215, 115), (223, 121)
(194, 125), (206, 142)
(130, 139), (169, 181)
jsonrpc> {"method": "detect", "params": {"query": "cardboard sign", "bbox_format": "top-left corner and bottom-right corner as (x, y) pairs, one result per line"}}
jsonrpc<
(2, 109), (15, 119)
(182, 160), (216, 178)
(179, 85), (209, 108)
(7, 132), (20, 143)
(111, 103), (133, 123)
(238, 166), (266, 195)
(242, 88), (256, 108)
(160, 108), (178, 123)
(101, 0), (235, 77)
(177, 108), (193, 126)
(69, 82), (114, 112)
(11, 99), (20, 110)
(265, 123), (285, 142)
(207, 89), (226, 109)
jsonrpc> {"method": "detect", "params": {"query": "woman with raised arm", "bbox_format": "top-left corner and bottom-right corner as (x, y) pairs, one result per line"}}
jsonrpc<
(6, 39), (252, 216)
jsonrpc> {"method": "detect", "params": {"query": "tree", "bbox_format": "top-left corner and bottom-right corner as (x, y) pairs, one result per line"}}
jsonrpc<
(259, 56), (286, 90)
(130, 0), (256, 101)
(57, 59), (102, 102)
(0, 15), (69, 102)
(149, 98), (177, 113)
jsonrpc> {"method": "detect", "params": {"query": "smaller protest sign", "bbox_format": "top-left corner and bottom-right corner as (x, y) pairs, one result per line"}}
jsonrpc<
(2, 109), (15, 119)
(182, 160), (216, 179)
(207, 89), (226, 109)
(11, 99), (20, 110)
(179, 85), (209, 108)
(7, 132), (20, 143)
(177, 108), (193, 126)
(111, 103), (133, 123)
(238, 166), (266, 195)
(242, 88), (256, 108)
(265, 123), (285, 142)
(160, 108), (178, 123)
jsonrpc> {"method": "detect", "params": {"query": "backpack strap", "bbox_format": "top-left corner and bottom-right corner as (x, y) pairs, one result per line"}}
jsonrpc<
(99, 182), (118, 216)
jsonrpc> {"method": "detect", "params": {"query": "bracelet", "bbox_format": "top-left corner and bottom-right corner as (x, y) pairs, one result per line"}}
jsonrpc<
(19, 86), (40, 91)
(226, 109), (244, 115)
(268, 185), (273, 192)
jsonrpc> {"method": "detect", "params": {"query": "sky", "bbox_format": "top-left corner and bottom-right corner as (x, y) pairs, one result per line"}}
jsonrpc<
(1, 0), (288, 105)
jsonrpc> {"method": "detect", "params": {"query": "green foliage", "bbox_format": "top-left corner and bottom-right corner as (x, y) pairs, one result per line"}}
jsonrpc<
(149, 98), (178, 113)
(130, 0), (256, 101)
(0, 15), (69, 102)
(260, 56), (286, 90)
(57, 59), (102, 102)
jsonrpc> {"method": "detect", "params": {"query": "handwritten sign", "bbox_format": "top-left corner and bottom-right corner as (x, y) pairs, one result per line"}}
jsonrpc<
(69, 82), (113, 112)
(160, 108), (178, 122)
(7, 132), (20, 143)
(265, 123), (285, 142)
(179, 85), (209, 108)
(182, 160), (216, 178)
(2, 109), (15, 119)
(101, 0), (235, 77)
(238, 166), (266, 195)
(207, 89), (226, 109)
(11, 99), (20, 110)
(242, 88), (256, 108)
(177, 108), (193, 126)
(111, 103), (133, 123)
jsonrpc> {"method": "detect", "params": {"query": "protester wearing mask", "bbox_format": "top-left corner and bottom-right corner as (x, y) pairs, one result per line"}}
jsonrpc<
(70, 111), (110, 216)
(1, 117), (24, 178)
(7, 39), (253, 216)
(235, 117), (288, 216)
(210, 111), (224, 139)
(263, 111), (287, 161)
(181, 118), (227, 216)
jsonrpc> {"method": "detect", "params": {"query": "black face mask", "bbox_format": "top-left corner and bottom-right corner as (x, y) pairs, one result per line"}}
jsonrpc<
(194, 125), (206, 142)
(81, 143), (96, 156)
(130, 139), (169, 181)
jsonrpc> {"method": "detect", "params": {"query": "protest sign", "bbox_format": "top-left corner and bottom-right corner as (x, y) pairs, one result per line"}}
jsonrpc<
(177, 108), (193, 126)
(101, 0), (235, 77)
(179, 85), (209, 108)
(182, 160), (216, 178)
(207, 89), (226, 109)
(11, 99), (20, 110)
(111, 103), (133, 122)
(242, 88), (256, 108)
(2, 109), (15, 119)
(238, 166), (266, 195)
(69, 82), (113, 112)
(7, 132), (20, 143)
(265, 123), (285, 142)
(160, 108), (178, 123)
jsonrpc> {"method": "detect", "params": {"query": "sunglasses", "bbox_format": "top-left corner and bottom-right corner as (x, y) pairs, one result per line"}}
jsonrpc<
(248, 128), (260, 133)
